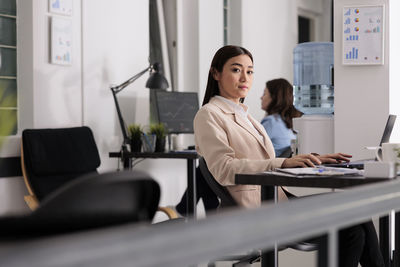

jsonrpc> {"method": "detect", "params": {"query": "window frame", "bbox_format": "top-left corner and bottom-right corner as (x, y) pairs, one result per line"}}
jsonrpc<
(0, 3), (18, 137)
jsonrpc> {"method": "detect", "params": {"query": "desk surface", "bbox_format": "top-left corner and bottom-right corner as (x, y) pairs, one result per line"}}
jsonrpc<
(109, 151), (198, 160)
(235, 172), (393, 189)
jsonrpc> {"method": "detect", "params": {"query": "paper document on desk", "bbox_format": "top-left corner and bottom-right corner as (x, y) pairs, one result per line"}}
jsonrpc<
(275, 167), (363, 176)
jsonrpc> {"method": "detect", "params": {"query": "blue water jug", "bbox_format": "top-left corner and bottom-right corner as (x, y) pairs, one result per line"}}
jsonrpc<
(293, 42), (334, 114)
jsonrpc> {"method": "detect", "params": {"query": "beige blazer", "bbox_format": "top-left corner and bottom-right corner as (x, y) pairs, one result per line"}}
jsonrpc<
(194, 97), (287, 208)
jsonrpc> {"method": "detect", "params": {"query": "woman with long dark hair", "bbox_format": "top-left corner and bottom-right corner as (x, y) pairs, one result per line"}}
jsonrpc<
(260, 78), (302, 156)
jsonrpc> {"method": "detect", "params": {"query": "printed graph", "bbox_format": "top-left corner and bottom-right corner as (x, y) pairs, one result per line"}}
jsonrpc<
(365, 26), (380, 33)
(346, 35), (359, 41)
(345, 47), (358, 60)
(343, 5), (383, 65)
(52, 0), (60, 9)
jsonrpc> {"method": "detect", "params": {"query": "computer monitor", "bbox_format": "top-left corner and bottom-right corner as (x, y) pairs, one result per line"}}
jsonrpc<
(153, 91), (199, 134)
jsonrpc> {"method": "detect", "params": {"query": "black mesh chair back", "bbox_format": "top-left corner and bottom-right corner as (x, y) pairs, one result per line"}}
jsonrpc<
(199, 157), (237, 209)
(0, 171), (160, 239)
(21, 126), (101, 204)
(278, 146), (293, 158)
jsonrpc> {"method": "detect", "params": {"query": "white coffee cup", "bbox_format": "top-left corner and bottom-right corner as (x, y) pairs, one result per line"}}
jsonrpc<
(375, 143), (400, 163)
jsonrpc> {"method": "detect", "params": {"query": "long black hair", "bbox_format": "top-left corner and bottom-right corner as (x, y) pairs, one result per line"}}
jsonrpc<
(202, 45), (253, 106)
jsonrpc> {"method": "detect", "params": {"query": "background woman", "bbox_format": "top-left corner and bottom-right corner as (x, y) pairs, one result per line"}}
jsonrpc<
(260, 78), (302, 157)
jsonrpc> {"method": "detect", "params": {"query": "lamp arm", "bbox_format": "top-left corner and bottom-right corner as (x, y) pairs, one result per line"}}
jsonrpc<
(111, 67), (151, 94)
(111, 89), (129, 150)
(110, 65), (152, 153)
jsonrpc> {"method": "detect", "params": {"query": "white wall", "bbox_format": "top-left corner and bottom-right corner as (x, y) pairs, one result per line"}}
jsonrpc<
(178, 0), (224, 99)
(230, 0), (298, 122)
(172, 0), (223, 151)
(18, 0), (83, 130)
(198, 0), (224, 101)
(32, 0), (83, 128)
(82, 0), (150, 170)
(334, 0), (390, 160)
(389, 0), (400, 143)
(179, 0), (199, 95)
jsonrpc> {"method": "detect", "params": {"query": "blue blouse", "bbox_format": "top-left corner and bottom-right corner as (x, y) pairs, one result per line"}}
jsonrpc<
(261, 114), (295, 157)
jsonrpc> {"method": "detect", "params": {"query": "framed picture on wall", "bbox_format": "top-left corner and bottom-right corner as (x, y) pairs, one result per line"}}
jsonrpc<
(342, 5), (384, 65)
(49, 0), (73, 16)
(50, 17), (72, 65)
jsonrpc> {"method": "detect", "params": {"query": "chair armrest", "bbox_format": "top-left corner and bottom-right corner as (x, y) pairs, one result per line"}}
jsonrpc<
(157, 206), (179, 219)
(24, 195), (39, 210)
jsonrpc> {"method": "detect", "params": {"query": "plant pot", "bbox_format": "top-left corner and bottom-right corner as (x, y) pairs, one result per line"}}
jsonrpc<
(155, 136), (166, 152)
(130, 138), (142, 152)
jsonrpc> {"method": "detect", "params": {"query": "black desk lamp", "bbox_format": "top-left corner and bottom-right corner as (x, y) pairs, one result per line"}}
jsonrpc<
(111, 62), (169, 165)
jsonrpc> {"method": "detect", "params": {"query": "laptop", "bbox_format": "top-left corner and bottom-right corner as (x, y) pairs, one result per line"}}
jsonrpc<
(323, 114), (397, 169)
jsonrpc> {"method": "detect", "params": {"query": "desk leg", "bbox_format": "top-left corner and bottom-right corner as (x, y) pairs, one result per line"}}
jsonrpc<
(318, 234), (328, 267)
(123, 157), (131, 169)
(379, 215), (390, 267)
(186, 159), (197, 219)
(261, 251), (275, 267)
(261, 186), (277, 267)
(394, 212), (400, 266)
(120, 147), (131, 170)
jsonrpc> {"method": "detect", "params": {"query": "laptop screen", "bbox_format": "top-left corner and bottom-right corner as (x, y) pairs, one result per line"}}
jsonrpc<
(379, 114), (397, 146)
(323, 114), (397, 169)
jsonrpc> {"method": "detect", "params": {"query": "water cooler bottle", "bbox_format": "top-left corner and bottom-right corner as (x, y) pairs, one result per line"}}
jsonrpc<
(292, 42), (334, 154)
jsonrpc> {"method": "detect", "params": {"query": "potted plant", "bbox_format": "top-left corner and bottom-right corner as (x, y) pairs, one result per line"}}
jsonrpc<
(128, 123), (143, 152)
(149, 123), (168, 152)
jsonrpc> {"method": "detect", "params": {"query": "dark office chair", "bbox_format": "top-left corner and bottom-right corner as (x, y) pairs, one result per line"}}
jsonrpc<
(199, 157), (318, 267)
(0, 171), (160, 239)
(21, 126), (101, 210)
(20, 126), (178, 219)
(198, 157), (259, 266)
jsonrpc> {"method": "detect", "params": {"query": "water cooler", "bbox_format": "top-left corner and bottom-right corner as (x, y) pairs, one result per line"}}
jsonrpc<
(292, 42), (334, 154)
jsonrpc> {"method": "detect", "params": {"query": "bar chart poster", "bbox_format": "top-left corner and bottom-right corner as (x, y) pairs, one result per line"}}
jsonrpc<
(51, 17), (72, 65)
(342, 5), (384, 65)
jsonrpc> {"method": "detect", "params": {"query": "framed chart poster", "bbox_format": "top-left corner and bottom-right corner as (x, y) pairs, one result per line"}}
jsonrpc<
(51, 17), (72, 65)
(49, 0), (73, 16)
(342, 5), (384, 65)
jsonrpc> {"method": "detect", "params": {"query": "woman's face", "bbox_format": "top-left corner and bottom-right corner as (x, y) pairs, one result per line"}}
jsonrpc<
(213, 54), (253, 103)
(260, 87), (272, 111)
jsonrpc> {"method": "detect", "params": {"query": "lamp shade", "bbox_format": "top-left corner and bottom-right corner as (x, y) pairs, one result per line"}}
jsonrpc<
(145, 63), (169, 90)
